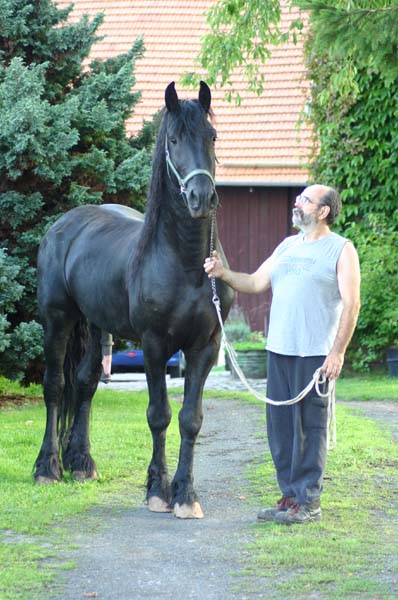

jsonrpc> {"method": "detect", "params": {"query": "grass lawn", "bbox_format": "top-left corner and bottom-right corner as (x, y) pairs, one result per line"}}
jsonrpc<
(0, 372), (397, 599)
(337, 373), (397, 401)
(0, 386), (181, 600)
(203, 370), (397, 404)
(248, 402), (398, 599)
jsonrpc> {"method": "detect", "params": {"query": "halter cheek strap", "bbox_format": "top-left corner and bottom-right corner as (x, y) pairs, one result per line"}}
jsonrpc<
(165, 137), (216, 195)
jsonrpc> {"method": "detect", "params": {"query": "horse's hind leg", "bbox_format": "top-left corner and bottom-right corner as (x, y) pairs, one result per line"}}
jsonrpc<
(143, 337), (172, 512)
(62, 324), (102, 481)
(34, 310), (75, 483)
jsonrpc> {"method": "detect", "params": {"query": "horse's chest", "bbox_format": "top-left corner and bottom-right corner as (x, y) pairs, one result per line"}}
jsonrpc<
(135, 273), (213, 330)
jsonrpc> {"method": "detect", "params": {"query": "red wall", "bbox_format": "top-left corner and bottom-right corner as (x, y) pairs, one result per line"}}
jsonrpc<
(216, 186), (300, 334)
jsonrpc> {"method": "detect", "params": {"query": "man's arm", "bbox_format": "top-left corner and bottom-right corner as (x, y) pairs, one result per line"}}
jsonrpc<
(204, 250), (272, 294)
(322, 242), (361, 380)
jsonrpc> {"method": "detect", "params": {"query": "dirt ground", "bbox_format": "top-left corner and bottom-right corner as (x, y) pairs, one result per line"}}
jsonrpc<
(0, 394), (42, 409)
(51, 396), (270, 599)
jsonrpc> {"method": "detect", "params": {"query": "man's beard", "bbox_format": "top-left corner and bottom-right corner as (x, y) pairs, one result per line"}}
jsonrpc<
(292, 208), (317, 230)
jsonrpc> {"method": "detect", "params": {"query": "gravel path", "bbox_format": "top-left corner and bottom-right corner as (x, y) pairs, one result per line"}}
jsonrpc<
(52, 373), (398, 599)
(55, 386), (271, 600)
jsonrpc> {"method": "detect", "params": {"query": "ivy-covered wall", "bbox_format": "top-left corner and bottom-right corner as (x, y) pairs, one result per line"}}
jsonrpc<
(306, 55), (398, 370)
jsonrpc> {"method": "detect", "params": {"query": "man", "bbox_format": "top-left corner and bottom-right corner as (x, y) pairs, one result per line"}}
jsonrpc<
(100, 331), (113, 383)
(204, 185), (360, 524)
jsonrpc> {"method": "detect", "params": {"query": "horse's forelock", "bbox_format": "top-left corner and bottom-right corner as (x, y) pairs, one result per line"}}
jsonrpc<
(167, 100), (215, 141)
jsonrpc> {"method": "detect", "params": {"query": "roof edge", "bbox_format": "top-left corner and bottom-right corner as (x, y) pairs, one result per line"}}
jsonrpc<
(222, 161), (308, 169)
(216, 180), (309, 188)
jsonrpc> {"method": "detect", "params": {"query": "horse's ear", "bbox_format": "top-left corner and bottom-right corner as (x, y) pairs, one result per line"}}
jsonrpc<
(165, 82), (179, 112)
(199, 81), (211, 113)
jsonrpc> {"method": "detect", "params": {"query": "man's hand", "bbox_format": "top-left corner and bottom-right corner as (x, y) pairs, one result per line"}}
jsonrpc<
(204, 251), (272, 294)
(321, 351), (344, 381)
(204, 250), (224, 279)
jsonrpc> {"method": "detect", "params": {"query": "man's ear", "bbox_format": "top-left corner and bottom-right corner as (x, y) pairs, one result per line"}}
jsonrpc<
(320, 204), (331, 222)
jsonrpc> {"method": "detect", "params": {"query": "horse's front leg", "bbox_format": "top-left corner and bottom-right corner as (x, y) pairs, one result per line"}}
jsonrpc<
(171, 338), (219, 519)
(144, 339), (172, 512)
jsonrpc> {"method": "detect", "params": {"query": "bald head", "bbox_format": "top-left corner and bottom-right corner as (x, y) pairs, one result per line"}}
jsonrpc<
(304, 185), (342, 225)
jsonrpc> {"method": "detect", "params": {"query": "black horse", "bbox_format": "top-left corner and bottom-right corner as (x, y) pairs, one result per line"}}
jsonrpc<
(34, 81), (233, 519)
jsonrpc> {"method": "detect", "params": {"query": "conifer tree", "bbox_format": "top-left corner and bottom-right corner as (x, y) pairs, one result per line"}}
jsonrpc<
(0, 0), (154, 380)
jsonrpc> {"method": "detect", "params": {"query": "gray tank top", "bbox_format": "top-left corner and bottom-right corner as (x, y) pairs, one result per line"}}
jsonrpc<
(266, 232), (348, 357)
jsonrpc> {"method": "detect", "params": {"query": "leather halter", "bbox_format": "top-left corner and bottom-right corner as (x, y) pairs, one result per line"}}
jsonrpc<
(165, 136), (216, 196)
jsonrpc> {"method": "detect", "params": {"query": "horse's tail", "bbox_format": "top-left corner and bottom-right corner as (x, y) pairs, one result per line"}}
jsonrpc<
(60, 316), (89, 452)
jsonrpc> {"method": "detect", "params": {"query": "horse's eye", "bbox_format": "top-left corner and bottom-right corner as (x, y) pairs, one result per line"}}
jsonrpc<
(170, 138), (177, 145)
(213, 136), (217, 143)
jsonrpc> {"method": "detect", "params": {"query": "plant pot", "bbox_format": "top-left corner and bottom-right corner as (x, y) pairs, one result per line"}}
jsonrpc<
(224, 351), (231, 371)
(231, 349), (267, 379)
(387, 346), (398, 378)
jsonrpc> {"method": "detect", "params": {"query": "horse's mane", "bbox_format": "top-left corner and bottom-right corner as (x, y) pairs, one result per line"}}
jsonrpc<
(132, 99), (215, 273)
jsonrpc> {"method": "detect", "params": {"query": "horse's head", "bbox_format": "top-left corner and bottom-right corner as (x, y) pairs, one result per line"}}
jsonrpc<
(164, 81), (218, 219)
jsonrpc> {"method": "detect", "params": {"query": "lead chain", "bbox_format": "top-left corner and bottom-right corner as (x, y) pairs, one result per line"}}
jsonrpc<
(209, 209), (218, 302)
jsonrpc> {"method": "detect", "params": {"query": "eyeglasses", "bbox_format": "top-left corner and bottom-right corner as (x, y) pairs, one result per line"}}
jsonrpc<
(296, 194), (325, 208)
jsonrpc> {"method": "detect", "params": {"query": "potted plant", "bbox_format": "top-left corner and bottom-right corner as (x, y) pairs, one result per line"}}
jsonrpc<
(223, 307), (267, 379)
(223, 306), (251, 371)
(232, 330), (267, 379)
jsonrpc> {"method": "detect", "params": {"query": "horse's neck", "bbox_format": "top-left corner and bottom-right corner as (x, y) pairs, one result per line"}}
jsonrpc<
(160, 205), (212, 270)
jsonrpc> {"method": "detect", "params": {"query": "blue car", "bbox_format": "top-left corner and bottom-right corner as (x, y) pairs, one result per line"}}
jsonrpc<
(111, 342), (185, 378)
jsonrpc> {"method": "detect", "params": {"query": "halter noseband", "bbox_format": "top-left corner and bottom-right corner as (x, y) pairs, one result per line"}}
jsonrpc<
(165, 136), (216, 197)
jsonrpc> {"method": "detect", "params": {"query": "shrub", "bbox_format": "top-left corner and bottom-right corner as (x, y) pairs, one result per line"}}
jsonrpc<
(233, 330), (266, 352)
(345, 216), (398, 371)
(223, 305), (251, 343)
(305, 50), (398, 371)
(0, 0), (155, 381)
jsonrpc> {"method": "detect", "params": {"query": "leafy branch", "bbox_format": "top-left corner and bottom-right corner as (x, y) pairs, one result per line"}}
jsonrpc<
(181, 0), (302, 103)
(182, 0), (398, 102)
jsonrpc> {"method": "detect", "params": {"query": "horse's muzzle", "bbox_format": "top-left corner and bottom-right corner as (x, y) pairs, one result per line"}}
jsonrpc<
(186, 185), (218, 218)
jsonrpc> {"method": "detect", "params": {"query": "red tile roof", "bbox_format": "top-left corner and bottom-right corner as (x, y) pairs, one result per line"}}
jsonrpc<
(57, 0), (311, 184)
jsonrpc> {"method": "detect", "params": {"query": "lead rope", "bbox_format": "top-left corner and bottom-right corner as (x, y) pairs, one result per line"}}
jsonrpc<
(209, 210), (336, 450)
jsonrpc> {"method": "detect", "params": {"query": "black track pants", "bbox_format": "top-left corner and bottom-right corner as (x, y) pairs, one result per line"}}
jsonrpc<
(266, 351), (328, 504)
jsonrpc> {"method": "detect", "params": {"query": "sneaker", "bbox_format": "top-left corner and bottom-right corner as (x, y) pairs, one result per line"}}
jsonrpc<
(274, 500), (322, 525)
(257, 496), (296, 521)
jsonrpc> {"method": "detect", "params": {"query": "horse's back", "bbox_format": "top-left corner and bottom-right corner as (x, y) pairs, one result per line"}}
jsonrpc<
(48, 203), (144, 235)
(39, 204), (143, 270)
(99, 204), (144, 221)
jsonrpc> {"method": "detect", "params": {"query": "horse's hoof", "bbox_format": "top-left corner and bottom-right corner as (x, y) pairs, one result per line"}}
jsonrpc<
(34, 475), (59, 485)
(72, 470), (98, 482)
(174, 502), (204, 519)
(147, 496), (173, 513)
